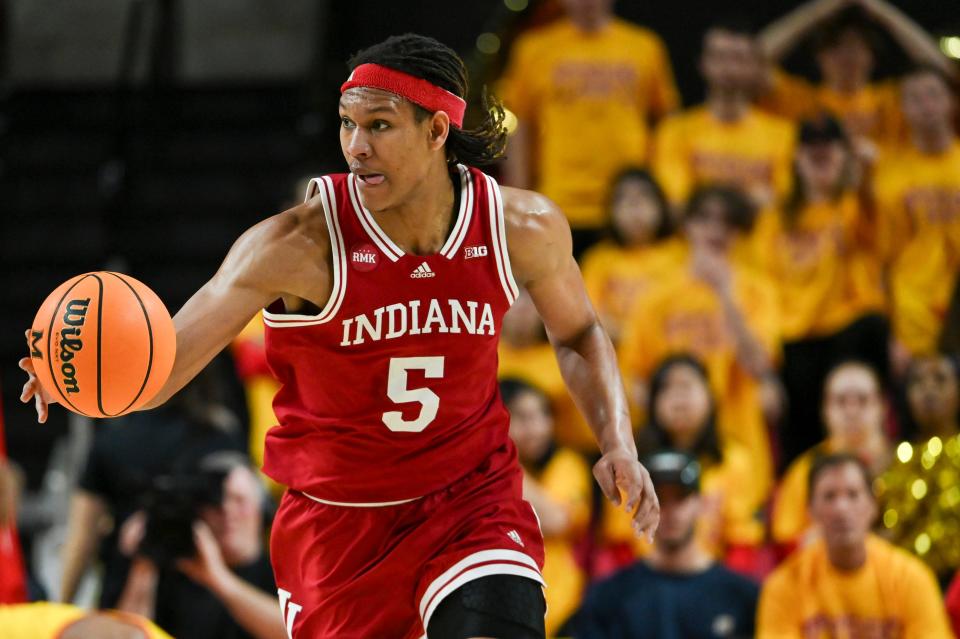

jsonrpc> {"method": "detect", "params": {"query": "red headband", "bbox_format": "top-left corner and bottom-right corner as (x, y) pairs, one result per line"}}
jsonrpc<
(341, 63), (466, 128)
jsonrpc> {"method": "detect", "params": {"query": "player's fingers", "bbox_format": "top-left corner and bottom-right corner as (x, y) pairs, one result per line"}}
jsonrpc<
(621, 463), (645, 514)
(35, 393), (48, 424)
(18, 357), (35, 375)
(21, 379), (35, 403)
(593, 459), (620, 506)
(635, 469), (661, 543)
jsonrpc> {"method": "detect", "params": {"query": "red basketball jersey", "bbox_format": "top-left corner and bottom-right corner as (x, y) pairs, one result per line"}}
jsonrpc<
(262, 165), (521, 504)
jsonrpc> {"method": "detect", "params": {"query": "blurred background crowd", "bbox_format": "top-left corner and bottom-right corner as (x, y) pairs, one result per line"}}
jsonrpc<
(3, 0), (960, 637)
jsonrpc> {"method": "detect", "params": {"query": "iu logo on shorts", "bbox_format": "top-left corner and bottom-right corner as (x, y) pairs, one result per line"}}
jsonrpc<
(277, 588), (303, 638)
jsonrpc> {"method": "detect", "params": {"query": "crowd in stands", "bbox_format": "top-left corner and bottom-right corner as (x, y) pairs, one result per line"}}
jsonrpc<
(3, 0), (960, 637)
(496, 0), (960, 636)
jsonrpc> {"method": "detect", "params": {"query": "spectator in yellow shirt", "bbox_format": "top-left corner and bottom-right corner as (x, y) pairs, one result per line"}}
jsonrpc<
(581, 168), (680, 344)
(501, 378), (592, 638)
(620, 186), (782, 497)
(755, 114), (887, 464)
(758, 452), (953, 639)
(498, 0), (678, 254)
(653, 20), (794, 210)
(772, 361), (890, 548)
(903, 353), (960, 441)
(0, 603), (173, 639)
(602, 355), (765, 569)
(874, 66), (960, 361)
(757, 0), (955, 151)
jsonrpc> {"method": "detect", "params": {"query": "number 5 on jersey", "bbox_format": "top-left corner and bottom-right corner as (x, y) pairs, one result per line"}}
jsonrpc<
(382, 356), (445, 432)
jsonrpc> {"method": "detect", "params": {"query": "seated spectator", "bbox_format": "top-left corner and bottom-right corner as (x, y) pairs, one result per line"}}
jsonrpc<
(604, 355), (763, 568)
(577, 450), (759, 639)
(773, 360), (890, 547)
(498, 291), (592, 450)
(754, 114), (887, 464)
(0, 602), (172, 638)
(757, 0), (954, 150)
(581, 168), (681, 344)
(758, 453), (952, 638)
(874, 66), (960, 363)
(904, 353), (960, 440)
(501, 378), (592, 637)
(653, 20), (794, 210)
(116, 453), (283, 639)
(498, 0), (679, 254)
(620, 185), (781, 497)
(60, 363), (244, 608)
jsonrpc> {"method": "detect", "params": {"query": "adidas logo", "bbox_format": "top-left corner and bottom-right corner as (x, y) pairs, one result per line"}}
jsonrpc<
(410, 262), (436, 279)
(506, 529), (524, 547)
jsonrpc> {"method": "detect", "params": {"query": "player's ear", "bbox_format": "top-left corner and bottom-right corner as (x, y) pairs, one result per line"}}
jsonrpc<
(427, 111), (450, 152)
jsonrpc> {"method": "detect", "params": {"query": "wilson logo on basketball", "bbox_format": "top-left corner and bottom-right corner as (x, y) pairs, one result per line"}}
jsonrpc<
(57, 298), (90, 394)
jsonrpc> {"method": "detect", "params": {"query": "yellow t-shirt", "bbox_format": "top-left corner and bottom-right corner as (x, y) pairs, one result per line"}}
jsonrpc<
(619, 246), (780, 494)
(498, 18), (679, 228)
(498, 342), (595, 451)
(581, 238), (685, 343)
(754, 193), (885, 341)
(874, 140), (960, 354)
(0, 603), (173, 639)
(652, 105), (795, 206)
(771, 444), (824, 545)
(758, 70), (905, 147)
(757, 535), (953, 639)
(602, 442), (765, 557)
(527, 447), (593, 637)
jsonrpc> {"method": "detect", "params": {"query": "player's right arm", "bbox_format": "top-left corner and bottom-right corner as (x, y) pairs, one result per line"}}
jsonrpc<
(21, 198), (332, 421)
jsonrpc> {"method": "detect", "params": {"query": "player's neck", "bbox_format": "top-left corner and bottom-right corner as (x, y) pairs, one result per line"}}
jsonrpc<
(706, 91), (749, 123)
(370, 159), (456, 255)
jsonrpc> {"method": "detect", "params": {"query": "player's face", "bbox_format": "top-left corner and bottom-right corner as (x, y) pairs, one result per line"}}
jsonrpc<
(907, 356), (959, 432)
(611, 177), (664, 246)
(796, 140), (848, 193)
(810, 463), (876, 550)
(507, 390), (554, 463)
(339, 87), (443, 212)
(654, 363), (712, 446)
(901, 73), (955, 133)
(560, 0), (614, 25)
(823, 366), (883, 449)
(654, 485), (700, 552)
(817, 30), (873, 89)
(700, 29), (760, 94)
(201, 467), (262, 566)
(684, 195), (737, 254)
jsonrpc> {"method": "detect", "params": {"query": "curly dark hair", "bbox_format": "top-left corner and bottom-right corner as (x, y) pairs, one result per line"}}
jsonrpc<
(347, 33), (507, 167)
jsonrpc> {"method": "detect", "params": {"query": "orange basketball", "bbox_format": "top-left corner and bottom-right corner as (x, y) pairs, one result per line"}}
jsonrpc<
(29, 272), (176, 418)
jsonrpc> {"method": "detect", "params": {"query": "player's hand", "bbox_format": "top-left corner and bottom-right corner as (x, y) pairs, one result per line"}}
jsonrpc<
(19, 330), (59, 423)
(177, 520), (232, 593)
(593, 447), (660, 543)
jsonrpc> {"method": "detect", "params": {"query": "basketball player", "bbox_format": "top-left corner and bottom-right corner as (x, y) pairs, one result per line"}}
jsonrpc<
(20, 34), (659, 639)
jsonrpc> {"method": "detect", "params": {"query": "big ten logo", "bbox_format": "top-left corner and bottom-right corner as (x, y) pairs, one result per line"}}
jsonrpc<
(464, 245), (488, 259)
(351, 243), (379, 272)
(277, 589), (303, 638)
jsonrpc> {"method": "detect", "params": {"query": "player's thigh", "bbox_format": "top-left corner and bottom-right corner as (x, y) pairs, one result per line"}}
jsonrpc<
(426, 574), (545, 639)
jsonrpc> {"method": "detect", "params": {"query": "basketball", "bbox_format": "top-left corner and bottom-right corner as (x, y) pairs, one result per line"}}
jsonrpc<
(28, 272), (176, 418)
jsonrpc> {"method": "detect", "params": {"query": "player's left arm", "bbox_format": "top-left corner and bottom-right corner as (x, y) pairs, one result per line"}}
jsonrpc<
(501, 187), (659, 541)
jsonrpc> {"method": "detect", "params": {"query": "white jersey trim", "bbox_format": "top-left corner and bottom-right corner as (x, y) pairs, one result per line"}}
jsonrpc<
(484, 174), (520, 305)
(348, 173), (404, 261)
(263, 176), (347, 328)
(300, 490), (422, 508)
(438, 164), (474, 259)
(418, 549), (544, 632)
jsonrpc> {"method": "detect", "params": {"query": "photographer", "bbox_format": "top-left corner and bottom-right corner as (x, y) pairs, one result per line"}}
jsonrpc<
(117, 453), (284, 639)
